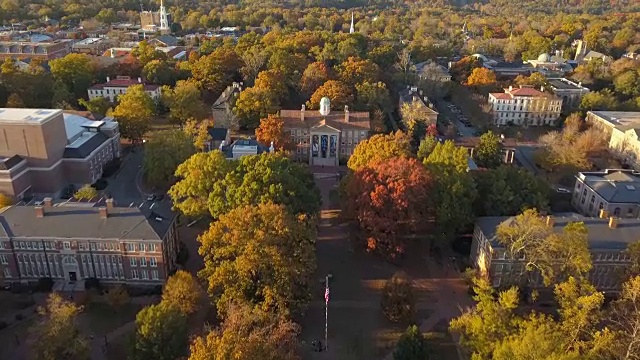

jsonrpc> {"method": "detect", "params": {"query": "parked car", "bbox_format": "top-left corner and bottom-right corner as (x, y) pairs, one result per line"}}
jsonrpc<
(147, 194), (156, 201)
(556, 187), (572, 194)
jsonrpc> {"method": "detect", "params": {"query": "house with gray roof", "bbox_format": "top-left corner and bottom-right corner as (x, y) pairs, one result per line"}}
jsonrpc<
(471, 212), (638, 292)
(571, 169), (640, 218)
(0, 197), (179, 289)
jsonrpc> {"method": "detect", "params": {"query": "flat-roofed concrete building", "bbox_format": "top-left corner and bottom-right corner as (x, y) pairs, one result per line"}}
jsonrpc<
(0, 198), (178, 288)
(547, 78), (590, 112)
(572, 169), (640, 218)
(0, 109), (120, 198)
(471, 213), (638, 292)
(587, 111), (640, 170)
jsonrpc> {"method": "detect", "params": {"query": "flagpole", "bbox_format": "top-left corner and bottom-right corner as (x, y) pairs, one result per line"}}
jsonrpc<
(325, 274), (329, 351)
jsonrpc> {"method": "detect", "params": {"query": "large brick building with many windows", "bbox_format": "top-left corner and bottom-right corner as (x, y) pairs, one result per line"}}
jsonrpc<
(0, 198), (178, 287)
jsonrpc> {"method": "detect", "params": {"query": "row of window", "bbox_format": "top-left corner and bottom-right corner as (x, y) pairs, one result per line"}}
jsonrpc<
(495, 112), (558, 119)
(8, 241), (158, 253)
(290, 129), (367, 138)
(129, 257), (158, 267)
(131, 269), (159, 280)
(578, 189), (632, 216)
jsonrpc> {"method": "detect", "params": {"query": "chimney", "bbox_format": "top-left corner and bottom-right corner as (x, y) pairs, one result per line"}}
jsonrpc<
(609, 217), (618, 229)
(599, 209), (609, 219)
(106, 198), (114, 210)
(138, 77), (142, 83)
(578, 81), (582, 87)
(344, 105), (349, 122)
(540, 86), (545, 92)
(419, 90), (423, 96)
(508, 85), (513, 92)
(301, 104), (305, 122)
(106, 76), (110, 82)
(546, 215), (554, 227)
(43, 197), (52, 207)
(99, 207), (108, 219)
(35, 206), (44, 218)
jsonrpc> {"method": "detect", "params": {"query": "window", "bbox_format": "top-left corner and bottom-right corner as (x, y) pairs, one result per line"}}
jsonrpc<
(138, 243), (145, 252)
(3, 267), (10, 278)
(131, 269), (139, 279)
(0, 254), (7, 264)
(628, 208), (634, 216)
(127, 243), (135, 251)
(140, 257), (147, 267)
(90, 243), (97, 251)
(78, 243), (85, 250)
(150, 258), (157, 267)
(37, 242), (43, 250)
(130, 258), (136, 267)
(142, 270), (149, 280)
(614, 208), (621, 216)
(152, 270), (159, 280)
(63, 242), (70, 250)
(27, 242), (32, 249)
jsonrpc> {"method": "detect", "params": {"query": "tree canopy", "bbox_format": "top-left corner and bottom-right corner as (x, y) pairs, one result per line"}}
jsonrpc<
(198, 202), (316, 317)
(111, 84), (155, 142)
(133, 303), (188, 360)
(143, 129), (196, 190)
(347, 131), (412, 171)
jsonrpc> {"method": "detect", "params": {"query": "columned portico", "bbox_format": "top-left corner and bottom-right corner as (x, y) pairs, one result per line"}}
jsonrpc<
(309, 124), (340, 166)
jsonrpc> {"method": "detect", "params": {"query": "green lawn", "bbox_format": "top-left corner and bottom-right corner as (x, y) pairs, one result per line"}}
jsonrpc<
(82, 302), (142, 336)
(0, 316), (35, 359)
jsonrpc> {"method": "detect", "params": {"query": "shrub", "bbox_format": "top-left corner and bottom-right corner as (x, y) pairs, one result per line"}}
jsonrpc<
(105, 285), (130, 310)
(75, 185), (98, 200)
(0, 193), (13, 207)
(84, 277), (101, 290)
(381, 273), (415, 323)
(37, 277), (54, 292)
(393, 325), (430, 360)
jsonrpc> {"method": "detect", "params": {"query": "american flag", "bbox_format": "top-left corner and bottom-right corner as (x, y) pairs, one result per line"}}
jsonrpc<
(324, 282), (330, 304)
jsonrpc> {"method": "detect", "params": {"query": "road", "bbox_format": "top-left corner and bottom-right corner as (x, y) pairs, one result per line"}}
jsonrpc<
(104, 148), (150, 206)
(435, 100), (477, 137)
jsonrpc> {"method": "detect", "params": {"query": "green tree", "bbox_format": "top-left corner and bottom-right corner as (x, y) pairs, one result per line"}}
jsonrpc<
(6, 93), (24, 107)
(417, 135), (438, 162)
(473, 166), (549, 216)
(355, 81), (392, 112)
(162, 80), (208, 125)
(161, 270), (203, 317)
(188, 303), (301, 360)
(607, 276), (640, 360)
(133, 303), (188, 360)
(425, 140), (477, 239)
(79, 97), (111, 118)
(393, 325), (430, 360)
(143, 129), (196, 189)
(95, 8), (117, 24)
(208, 153), (320, 218)
(614, 70), (640, 97)
(49, 54), (96, 101)
(74, 185), (98, 200)
(234, 86), (279, 130)
(347, 131), (412, 171)
(30, 293), (90, 360)
(143, 60), (176, 86)
(475, 131), (503, 169)
(580, 89), (618, 112)
(111, 84), (155, 142)
(198, 203), (316, 317)
(168, 151), (235, 218)
(496, 209), (592, 286)
(132, 41), (167, 66)
(183, 119), (214, 152)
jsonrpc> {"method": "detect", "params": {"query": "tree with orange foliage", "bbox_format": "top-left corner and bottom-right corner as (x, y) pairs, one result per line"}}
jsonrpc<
(466, 68), (497, 87)
(308, 80), (354, 110)
(301, 61), (333, 97)
(346, 157), (433, 260)
(255, 114), (291, 151)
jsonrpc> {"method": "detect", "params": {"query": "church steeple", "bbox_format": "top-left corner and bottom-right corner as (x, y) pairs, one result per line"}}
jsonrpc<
(349, 12), (354, 34)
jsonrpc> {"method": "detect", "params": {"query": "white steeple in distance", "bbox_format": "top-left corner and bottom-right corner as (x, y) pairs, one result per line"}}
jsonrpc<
(159, 0), (169, 31)
(349, 12), (355, 34)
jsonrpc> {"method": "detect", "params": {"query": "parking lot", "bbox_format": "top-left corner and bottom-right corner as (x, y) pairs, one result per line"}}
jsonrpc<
(437, 101), (480, 137)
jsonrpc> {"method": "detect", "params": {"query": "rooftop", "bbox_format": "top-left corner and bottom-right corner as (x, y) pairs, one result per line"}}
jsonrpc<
(0, 200), (175, 240)
(476, 212), (640, 250)
(578, 169), (640, 204)
(490, 86), (558, 100)
(0, 108), (61, 124)
(588, 111), (640, 132)
(548, 78), (589, 91)
(280, 108), (371, 131)
(89, 76), (159, 91)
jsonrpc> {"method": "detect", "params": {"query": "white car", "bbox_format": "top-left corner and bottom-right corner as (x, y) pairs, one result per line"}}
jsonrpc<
(556, 187), (572, 194)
